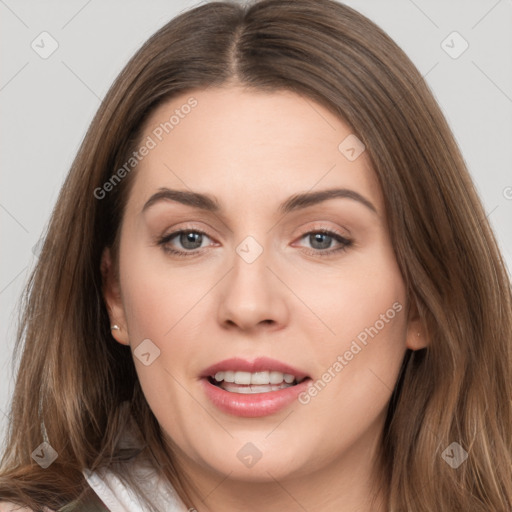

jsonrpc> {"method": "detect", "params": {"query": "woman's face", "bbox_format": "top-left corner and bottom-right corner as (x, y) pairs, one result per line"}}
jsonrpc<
(103, 86), (424, 487)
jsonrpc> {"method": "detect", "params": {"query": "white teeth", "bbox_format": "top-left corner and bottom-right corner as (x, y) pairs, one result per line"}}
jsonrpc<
(212, 370), (299, 385)
(220, 381), (294, 394)
(224, 371), (235, 383)
(269, 371), (284, 384)
(251, 371), (270, 385)
(234, 371), (252, 385)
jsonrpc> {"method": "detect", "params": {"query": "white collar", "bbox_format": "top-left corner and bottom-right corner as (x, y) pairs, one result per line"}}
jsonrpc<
(83, 461), (189, 512)
(82, 403), (190, 512)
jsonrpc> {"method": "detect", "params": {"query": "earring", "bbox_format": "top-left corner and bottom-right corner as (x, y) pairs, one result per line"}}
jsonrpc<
(111, 325), (120, 331)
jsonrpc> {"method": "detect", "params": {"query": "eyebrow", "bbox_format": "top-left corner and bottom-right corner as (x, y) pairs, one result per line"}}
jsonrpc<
(141, 187), (377, 215)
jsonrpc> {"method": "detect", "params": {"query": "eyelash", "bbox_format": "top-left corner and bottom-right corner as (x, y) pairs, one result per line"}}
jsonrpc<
(157, 227), (353, 258)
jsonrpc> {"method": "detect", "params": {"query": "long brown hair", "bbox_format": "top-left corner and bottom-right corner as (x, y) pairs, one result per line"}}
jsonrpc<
(1, 0), (511, 510)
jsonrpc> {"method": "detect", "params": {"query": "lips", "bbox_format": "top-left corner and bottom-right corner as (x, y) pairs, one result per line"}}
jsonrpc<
(200, 357), (312, 417)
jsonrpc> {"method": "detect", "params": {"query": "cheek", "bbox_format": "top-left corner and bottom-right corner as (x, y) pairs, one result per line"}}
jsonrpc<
(118, 240), (211, 342)
(289, 253), (407, 458)
(304, 250), (407, 414)
(287, 244), (407, 360)
(117, 243), (206, 434)
(116, 241), (210, 422)
(289, 245), (408, 432)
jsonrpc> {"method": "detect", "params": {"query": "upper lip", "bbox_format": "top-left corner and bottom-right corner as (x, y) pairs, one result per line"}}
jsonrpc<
(201, 357), (310, 380)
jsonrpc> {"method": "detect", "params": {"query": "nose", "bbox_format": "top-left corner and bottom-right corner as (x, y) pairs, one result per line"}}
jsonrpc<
(217, 242), (290, 333)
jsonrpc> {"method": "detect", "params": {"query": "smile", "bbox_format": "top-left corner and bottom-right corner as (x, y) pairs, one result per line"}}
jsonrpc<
(200, 357), (312, 417)
(209, 370), (307, 394)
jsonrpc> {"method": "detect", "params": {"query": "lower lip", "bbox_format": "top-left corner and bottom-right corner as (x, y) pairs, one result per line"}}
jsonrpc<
(201, 377), (312, 417)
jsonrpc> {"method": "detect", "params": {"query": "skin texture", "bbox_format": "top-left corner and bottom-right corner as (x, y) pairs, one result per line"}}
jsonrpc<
(102, 87), (427, 512)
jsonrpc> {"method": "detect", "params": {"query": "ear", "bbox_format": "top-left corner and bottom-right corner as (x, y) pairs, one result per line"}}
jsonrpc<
(405, 297), (428, 351)
(100, 247), (130, 346)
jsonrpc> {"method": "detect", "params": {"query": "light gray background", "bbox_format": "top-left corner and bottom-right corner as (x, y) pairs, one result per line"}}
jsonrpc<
(1, 0), (511, 442)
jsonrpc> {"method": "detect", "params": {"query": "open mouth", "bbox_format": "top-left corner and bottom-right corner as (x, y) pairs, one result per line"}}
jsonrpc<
(207, 371), (309, 394)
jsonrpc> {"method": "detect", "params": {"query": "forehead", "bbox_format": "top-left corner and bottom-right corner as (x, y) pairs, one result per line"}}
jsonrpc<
(127, 86), (383, 215)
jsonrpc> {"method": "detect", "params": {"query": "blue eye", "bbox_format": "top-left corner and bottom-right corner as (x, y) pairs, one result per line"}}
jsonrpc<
(173, 231), (206, 250)
(298, 230), (353, 256)
(157, 228), (353, 258)
(158, 230), (212, 257)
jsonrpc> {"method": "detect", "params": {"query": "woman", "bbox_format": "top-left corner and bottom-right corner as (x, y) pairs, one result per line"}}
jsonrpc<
(1, 0), (511, 510)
